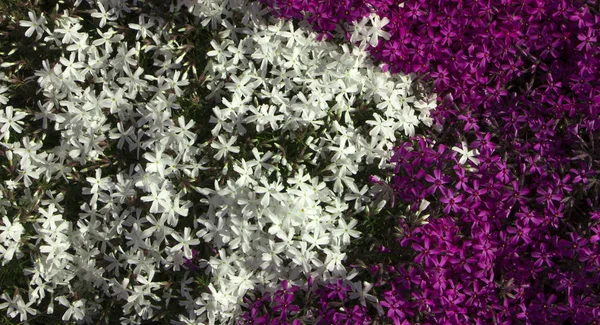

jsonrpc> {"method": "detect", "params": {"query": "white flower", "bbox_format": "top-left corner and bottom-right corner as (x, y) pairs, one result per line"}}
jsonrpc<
(225, 73), (253, 98)
(0, 85), (8, 105)
(12, 136), (42, 167)
(229, 270), (256, 297)
(451, 141), (480, 165)
(414, 199), (431, 225)
(33, 100), (55, 129)
(57, 297), (86, 322)
(0, 293), (37, 322)
(171, 227), (200, 258)
(141, 183), (171, 214)
(258, 239), (285, 269)
(208, 249), (239, 279)
(37, 204), (63, 230)
(227, 40), (250, 66)
(90, 2), (116, 28)
(128, 14), (155, 40)
(253, 179), (284, 207)
(124, 222), (152, 251)
(207, 39), (233, 64)
(350, 13), (391, 47)
(59, 52), (85, 80)
(109, 122), (134, 150)
(323, 246), (347, 274)
(366, 113), (396, 140)
(92, 27), (123, 52)
(20, 11), (46, 40)
(0, 242), (20, 264)
(0, 216), (24, 260)
(85, 169), (112, 199)
(233, 159), (257, 187)
(211, 135), (239, 160)
(18, 164), (41, 188)
(0, 106), (27, 141)
(331, 218), (361, 246)
(172, 116), (196, 142)
(302, 229), (330, 250)
(349, 281), (379, 307)
(118, 65), (148, 96)
(398, 105), (420, 137)
(164, 194), (191, 226)
(368, 14), (392, 47)
(54, 21), (83, 44)
(280, 20), (307, 48)
(144, 148), (173, 178)
(166, 70), (189, 96)
(4, 180), (18, 190)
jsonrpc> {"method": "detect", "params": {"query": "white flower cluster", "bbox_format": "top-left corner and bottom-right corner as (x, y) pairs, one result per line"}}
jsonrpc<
(350, 12), (393, 47)
(0, 216), (25, 265)
(0, 0), (437, 324)
(0, 1), (200, 323)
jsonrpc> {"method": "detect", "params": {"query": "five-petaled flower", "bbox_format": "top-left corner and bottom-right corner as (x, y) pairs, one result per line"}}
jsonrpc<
(451, 141), (480, 165)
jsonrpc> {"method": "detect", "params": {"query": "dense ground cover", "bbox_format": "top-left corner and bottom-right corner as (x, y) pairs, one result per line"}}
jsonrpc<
(0, 0), (431, 324)
(0, 0), (599, 324)
(246, 0), (600, 324)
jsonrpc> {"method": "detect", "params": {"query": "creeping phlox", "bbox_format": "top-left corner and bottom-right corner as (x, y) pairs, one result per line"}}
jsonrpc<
(1, 0), (196, 323)
(180, 1), (435, 323)
(0, 0), (436, 324)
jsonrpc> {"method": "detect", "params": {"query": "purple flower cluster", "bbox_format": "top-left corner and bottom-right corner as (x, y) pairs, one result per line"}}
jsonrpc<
(366, 0), (600, 133)
(238, 279), (374, 325)
(258, 0), (376, 40)
(377, 136), (600, 324)
(365, 0), (600, 321)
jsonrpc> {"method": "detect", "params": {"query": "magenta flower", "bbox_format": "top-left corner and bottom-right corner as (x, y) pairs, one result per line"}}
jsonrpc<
(439, 188), (464, 214)
(424, 169), (450, 195)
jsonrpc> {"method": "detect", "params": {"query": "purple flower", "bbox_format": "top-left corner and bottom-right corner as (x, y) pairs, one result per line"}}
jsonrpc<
(439, 188), (464, 214)
(424, 169), (450, 195)
(380, 294), (410, 322)
(326, 279), (350, 300)
(412, 238), (439, 265)
(531, 243), (555, 268)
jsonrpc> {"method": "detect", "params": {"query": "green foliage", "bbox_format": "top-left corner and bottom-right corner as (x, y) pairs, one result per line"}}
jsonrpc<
(0, 259), (28, 294)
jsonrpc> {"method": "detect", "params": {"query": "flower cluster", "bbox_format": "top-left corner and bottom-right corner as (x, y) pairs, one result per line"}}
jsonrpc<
(260, 0), (600, 131)
(377, 136), (600, 324)
(0, 0), (437, 324)
(258, 0), (378, 41)
(238, 277), (378, 324)
(365, 0), (600, 322)
(179, 1), (435, 322)
(3, 0), (599, 323)
(366, 0), (600, 134)
(0, 0), (212, 323)
(259, 0), (600, 323)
